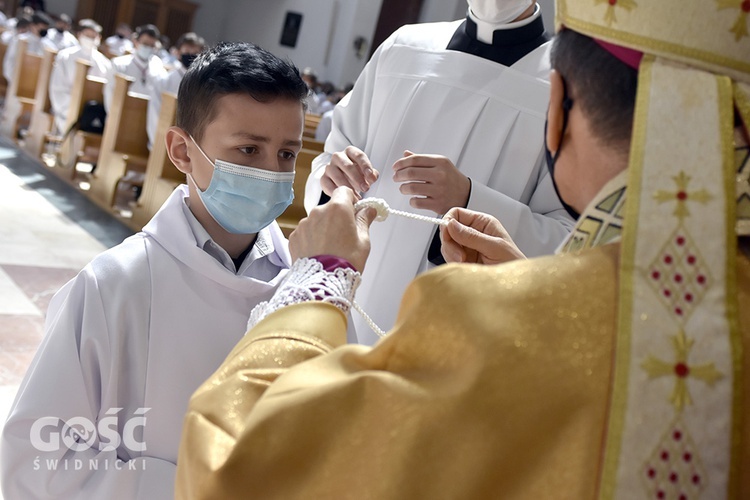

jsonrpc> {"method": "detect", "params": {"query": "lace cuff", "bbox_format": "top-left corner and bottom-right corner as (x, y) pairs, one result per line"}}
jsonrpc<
(247, 257), (361, 331)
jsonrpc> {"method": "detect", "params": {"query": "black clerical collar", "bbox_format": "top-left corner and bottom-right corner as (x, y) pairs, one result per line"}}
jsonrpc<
(446, 13), (549, 67)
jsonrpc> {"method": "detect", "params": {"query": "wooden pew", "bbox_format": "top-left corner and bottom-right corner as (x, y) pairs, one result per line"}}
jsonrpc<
(303, 112), (321, 139)
(0, 42), (8, 97)
(277, 148), (317, 237)
(303, 138), (325, 153)
(23, 46), (57, 158)
(88, 73), (149, 211)
(131, 91), (180, 229)
(56, 59), (107, 175)
(1, 39), (43, 139)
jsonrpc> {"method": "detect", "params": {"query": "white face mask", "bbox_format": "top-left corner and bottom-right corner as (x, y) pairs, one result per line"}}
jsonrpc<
(79, 35), (99, 53)
(466, 0), (533, 25)
(135, 44), (155, 61)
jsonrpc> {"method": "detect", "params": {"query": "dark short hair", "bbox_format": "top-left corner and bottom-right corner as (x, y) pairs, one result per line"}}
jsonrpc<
(550, 29), (638, 153)
(15, 15), (32, 29)
(175, 32), (205, 50)
(77, 18), (102, 34)
(134, 24), (160, 40)
(31, 11), (51, 26)
(176, 42), (308, 141)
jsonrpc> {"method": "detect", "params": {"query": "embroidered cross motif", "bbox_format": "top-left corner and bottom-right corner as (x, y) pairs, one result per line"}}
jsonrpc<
(654, 172), (713, 221)
(716, 0), (750, 41)
(594, 0), (637, 25)
(641, 330), (723, 411)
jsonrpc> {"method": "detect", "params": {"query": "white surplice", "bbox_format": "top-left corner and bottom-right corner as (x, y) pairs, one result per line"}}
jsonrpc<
(146, 64), (185, 149)
(104, 54), (166, 112)
(49, 46), (112, 134)
(304, 21), (575, 345)
(0, 185), (291, 499)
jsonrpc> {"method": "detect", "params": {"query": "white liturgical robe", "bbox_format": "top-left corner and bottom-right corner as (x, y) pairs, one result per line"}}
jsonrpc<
(146, 65), (186, 149)
(104, 54), (166, 112)
(49, 46), (112, 134)
(0, 186), (291, 499)
(304, 21), (574, 345)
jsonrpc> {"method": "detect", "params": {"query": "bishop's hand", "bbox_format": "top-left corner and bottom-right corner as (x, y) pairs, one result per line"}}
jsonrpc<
(320, 146), (380, 197)
(439, 208), (526, 265)
(290, 187), (377, 272)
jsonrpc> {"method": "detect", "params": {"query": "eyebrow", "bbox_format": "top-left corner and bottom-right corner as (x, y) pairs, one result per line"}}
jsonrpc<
(230, 132), (302, 147)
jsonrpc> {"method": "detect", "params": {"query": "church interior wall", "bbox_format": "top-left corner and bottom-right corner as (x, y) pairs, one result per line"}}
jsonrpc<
(33, 0), (558, 90)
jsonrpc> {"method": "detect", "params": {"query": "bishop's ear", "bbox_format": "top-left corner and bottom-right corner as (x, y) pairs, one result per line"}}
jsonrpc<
(165, 126), (193, 175)
(546, 70), (566, 155)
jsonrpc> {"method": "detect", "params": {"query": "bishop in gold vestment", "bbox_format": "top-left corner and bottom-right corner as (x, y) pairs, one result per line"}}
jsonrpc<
(176, 0), (750, 497)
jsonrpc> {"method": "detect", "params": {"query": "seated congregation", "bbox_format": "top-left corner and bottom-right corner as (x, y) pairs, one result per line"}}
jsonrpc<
(0, 10), (326, 237)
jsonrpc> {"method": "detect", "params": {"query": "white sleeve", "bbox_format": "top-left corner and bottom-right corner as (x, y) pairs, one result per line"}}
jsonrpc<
(3, 37), (17, 82)
(0, 271), (175, 500)
(146, 76), (165, 150)
(248, 257), (360, 330)
(303, 35), (396, 215)
(49, 53), (70, 130)
(466, 153), (575, 257)
(103, 61), (119, 113)
(314, 110), (333, 143)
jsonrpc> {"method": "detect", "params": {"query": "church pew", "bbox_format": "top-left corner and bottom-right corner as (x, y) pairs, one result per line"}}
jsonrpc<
(0, 42), (9, 97)
(277, 148), (316, 237)
(130, 91), (180, 229)
(88, 73), (149, 211)
(56, 59), (107, 176)
(0, 39), (43, 139)
(303, 138), (325, 153)
(23, 46), (57, 158)
(303, 112), (322, 139)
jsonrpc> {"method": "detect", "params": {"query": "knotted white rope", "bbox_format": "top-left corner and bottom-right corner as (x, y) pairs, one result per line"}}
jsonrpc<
(351, 197), (449, 338)
(354, 197), (449, 227)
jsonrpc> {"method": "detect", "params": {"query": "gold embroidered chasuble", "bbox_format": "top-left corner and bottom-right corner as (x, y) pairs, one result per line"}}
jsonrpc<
(176, 135), (750, 497)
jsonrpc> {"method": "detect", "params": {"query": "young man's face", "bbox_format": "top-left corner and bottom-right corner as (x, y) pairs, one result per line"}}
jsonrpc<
(78, 28), (99, 42)
(31, 22), (48, 37)
(188, 93), (304, 192)
(179, 43), (202, 57)
(134, 34), (158, 52)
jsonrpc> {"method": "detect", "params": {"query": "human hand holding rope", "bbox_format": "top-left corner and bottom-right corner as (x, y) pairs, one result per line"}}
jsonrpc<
(290, 187), (377, 272)
(440, 208), (526, 265)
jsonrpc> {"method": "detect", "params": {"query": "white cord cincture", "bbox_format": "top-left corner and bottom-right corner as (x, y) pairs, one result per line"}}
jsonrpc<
(350, 198), (449, 338)
(354, 198), (449, 227)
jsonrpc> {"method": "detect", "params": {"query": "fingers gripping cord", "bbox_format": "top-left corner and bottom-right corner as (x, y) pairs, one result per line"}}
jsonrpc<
(352, 198), (448, 338)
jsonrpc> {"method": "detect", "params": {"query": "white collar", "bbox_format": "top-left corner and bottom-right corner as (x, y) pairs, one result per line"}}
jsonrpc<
(467, 3), (541, 44)
(180, 193), (276, 274)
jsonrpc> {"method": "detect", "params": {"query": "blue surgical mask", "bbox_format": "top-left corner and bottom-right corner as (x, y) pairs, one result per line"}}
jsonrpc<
(189, 136), (295, 234)
(136, 45), (155, 61)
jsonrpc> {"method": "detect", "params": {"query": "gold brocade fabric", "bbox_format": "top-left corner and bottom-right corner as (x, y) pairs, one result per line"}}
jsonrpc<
(176, 246), (750, 499)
